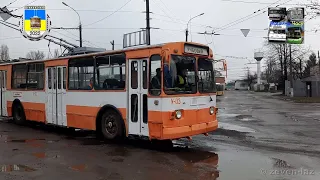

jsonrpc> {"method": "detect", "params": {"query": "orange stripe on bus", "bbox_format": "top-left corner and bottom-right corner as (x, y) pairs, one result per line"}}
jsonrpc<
(66, 105), (126, 130)
(7, 101), (46, 122)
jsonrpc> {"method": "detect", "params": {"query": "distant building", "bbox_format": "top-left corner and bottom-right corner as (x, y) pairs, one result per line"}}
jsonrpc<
(234, 80), (249, 90)
(287, 65), (320, 97)
(310, 65), (320, 76)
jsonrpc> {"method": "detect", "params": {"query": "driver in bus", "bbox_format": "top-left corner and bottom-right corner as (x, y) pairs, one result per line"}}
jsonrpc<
(176, 69), (188, 88)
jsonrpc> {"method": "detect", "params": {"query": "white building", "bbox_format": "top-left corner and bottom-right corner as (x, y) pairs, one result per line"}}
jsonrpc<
(234, 80), (249, 90)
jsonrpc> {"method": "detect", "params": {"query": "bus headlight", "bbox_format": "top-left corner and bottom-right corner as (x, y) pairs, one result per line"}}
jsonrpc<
(175, 110), (182, 119)
(209, 107), (214, 115)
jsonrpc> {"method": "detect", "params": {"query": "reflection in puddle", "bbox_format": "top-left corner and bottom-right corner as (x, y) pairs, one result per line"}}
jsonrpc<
(173, 148), (220, 179)
(69, 164), (87, 171)
(108, 147), (130, 157)
(32, 152), (60, 159)
(0, 165), (36, 172)
(33, 152), (46, 158)
(111, 158), (124, 162)
(236, 115), (258, 122)
(218, 122), (256, 133)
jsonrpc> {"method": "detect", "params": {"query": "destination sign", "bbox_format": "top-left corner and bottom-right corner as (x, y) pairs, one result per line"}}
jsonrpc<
(184, 44), (209, 56)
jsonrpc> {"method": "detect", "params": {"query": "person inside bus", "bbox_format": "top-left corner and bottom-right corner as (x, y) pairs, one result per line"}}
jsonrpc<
(176, 68), (188, 88)
(85, 77), (95, 90)
(151, 68), (161, 90)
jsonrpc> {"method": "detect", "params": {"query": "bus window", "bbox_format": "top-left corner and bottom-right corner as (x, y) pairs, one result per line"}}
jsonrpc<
(68, 56), (95, 90)
(26, 63), (44, 89)
(48, 68), (52, 89)
(149, 54), (161, 96)
(164, 55), (197, 95)
(131, 61), (138, 89)
(95, 54), (126, 90)
(63, 67), (66, 89)
(198, 59), (215, 93)
(58, 67), (62, 89)
(12, 64), (27, 89)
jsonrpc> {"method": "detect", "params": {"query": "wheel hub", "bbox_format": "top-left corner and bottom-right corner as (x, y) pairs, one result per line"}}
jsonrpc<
(108, 122), (113, 128)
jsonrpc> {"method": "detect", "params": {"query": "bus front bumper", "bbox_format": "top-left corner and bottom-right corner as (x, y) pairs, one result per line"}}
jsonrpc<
(161, 120), (218, 140)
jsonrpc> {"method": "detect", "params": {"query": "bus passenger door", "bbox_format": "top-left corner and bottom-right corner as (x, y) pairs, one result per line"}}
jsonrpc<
(128, 59), (149, 137)
(56, 67), (67, 126)
(46, 67), (67, 126)
(46, 67), (56, 124)
(0, 71), (7, 116)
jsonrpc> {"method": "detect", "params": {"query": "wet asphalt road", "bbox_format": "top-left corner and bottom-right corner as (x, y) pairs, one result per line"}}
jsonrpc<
(1, 90), (320, 180)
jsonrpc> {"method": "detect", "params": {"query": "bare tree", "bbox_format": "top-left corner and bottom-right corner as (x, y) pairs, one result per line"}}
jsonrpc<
(53, 49), (60, 58)
(26, 50), (45, 60)
(302, 52), (318, 77)
(243, 69), (257, 88)
(262, 41), (311, 94)
(0, 44), (10, 61)
(307, 1), (320, 17)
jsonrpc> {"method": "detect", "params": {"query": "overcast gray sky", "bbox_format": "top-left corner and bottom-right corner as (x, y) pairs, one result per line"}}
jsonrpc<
(1, 0), (319, 81)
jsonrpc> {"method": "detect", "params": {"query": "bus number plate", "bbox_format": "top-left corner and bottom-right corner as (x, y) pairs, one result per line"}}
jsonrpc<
(171, 98), (181, 105)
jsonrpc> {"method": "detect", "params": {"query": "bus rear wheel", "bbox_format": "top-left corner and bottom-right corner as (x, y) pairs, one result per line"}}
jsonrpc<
(13, 104), (26, 125)
(100, 110), (123, 140)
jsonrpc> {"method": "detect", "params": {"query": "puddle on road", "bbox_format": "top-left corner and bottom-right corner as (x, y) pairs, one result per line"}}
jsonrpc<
(107, 147), (130, 157)
(173, 148), (220, 179)
(217, 113), (241, 118)
(218, 122), (256, 133)
(235, 115), (259, 122)
(111, 158), (124, 162)
(69, 164), (87, 171)
(0, 165), (36, 172)
(32, 152), (61, 159)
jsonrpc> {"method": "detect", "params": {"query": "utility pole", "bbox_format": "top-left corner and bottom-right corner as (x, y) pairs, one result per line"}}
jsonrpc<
(79, 23), (82, 47)
(289, 44), (293, 97)
(62, 2), (82, 47)
(146, 0), (151, 45)
(185, 29), (189, 42)
(110, 40), (115, 50)
(318, 50), (320, 74)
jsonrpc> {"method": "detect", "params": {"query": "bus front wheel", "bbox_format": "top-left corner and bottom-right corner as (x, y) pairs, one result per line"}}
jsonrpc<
(12, 104), (26, 125)
(100, 110), (123, 140)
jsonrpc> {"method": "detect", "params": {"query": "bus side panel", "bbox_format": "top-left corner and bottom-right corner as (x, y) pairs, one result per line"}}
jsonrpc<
(65, 92), (127, 131)
(66, 105), (99, 130)
(6, 91), (46, 122)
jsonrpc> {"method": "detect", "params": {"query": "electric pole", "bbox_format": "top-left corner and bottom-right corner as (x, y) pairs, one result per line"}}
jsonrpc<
(146, 0), (151, 45)
(318, 51), (320, 74)
(110, 40), (114, 50)
(185, 29), (189, 42)
(79, 23), (82, 47)
(289, 44), (293, 97)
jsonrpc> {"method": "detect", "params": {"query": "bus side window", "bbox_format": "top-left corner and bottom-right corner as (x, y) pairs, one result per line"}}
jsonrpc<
(68, 56), (94, 90)
(12, 64), (27, 89)
(149, 54), (161, 96)
(27, 63), (45, 89)
(95, 54), (126, 90)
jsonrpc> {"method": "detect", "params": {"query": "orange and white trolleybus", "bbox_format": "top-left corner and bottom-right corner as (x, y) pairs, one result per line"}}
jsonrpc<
(0, 42), (218, 142)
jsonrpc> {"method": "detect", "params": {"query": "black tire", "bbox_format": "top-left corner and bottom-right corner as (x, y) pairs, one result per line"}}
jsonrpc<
(12, 103), (26, 125)
(100, 110), (123, 140)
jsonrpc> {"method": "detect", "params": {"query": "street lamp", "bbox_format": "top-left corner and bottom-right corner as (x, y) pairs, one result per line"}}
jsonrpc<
(62, 2), (82, 47)
(186, 13), (204, 42)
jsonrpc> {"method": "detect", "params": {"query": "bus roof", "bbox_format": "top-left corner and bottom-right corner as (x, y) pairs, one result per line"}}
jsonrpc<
(0, 42), (211, 66)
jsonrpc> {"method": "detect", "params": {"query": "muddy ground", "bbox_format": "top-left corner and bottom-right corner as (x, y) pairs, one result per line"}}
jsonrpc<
(0, 91), (320, 180)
